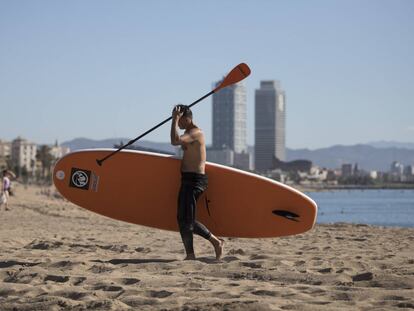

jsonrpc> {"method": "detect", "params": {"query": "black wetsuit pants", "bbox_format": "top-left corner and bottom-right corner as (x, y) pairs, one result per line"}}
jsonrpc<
(177, 172), (211, 255)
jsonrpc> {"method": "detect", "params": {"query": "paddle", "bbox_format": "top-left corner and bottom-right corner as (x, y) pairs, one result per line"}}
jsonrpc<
(96, 63), (251, 166)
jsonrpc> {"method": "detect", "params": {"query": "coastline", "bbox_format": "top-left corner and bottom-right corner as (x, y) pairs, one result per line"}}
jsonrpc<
(294, 183), (414, 192)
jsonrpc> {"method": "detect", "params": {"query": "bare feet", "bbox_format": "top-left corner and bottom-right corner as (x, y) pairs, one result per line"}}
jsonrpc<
(216, 238), (225, 260)
(210, 235), (224, 260)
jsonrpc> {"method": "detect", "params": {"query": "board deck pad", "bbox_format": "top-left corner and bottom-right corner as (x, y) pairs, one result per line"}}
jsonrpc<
(53, 149), (317, 238)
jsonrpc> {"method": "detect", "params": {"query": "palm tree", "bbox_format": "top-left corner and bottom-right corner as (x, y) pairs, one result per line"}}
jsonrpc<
(37, 145), (54, 179)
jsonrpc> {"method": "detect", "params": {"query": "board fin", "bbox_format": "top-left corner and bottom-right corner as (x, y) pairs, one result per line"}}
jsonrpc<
(272, 210), (300, 222)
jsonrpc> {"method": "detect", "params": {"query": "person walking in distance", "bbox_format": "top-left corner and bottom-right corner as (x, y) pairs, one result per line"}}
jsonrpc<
(1, 170), (14, 211)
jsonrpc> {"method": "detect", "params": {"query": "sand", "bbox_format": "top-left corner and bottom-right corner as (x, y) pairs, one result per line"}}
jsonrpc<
(0, 184), (413, 311)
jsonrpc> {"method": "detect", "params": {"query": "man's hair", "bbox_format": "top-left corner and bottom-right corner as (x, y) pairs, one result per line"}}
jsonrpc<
(177, 105), (192, 119)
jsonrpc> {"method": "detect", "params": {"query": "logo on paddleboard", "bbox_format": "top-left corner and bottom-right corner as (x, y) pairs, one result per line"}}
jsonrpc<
(69, 168), (91, 190)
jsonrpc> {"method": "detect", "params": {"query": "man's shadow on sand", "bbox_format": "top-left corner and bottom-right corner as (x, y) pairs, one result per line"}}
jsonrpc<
(91, 258), (176, 265)
(91, 256), (235, 265)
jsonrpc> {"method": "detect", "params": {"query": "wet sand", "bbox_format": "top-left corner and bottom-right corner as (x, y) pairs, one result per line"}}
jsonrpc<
(0, 184), (413, 310)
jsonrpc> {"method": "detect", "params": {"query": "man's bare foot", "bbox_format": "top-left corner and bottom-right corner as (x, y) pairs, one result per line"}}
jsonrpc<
(216, 238), (225, 260)
(184, 253), (196, 261)
(210, 235), (224, 260)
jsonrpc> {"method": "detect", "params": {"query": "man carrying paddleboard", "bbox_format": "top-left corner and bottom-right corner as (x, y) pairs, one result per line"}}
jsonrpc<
(171, 105), (224, 260)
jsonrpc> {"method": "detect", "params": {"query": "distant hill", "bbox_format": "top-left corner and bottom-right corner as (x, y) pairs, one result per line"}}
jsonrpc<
(61, 138), (177, 155)
(287, 144), (414, 171)
(367, 141), (414, 150)
(248, 144), (414, 171)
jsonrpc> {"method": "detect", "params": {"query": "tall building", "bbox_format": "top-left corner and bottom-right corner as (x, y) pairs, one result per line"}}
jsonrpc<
(11, 137), (37, 173)
(212, 80), (247, 153)
(255, 80), (286, 171)
(209, 80), (251, 170)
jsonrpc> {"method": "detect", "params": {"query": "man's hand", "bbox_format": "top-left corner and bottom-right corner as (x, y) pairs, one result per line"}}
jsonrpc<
(172, 105), (184, 120)
(171, 105), (183, 145)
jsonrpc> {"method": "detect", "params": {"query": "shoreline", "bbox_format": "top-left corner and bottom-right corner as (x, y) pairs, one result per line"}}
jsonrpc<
(294, 183), (414, 192)
(317, 221), (414, 230)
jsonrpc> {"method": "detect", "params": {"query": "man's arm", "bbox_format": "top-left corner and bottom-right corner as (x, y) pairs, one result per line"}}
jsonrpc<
(170, 118), (181, 146)
(171, 123), (201, 146)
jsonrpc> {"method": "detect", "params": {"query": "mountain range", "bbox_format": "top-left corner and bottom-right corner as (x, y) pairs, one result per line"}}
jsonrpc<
(61, 138), (414, 172)
(367, 141), (414, 150)
(287, 145), (414, 171)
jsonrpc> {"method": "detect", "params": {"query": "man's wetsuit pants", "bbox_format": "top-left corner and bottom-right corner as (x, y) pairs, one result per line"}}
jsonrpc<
(177, 172), (211, 255)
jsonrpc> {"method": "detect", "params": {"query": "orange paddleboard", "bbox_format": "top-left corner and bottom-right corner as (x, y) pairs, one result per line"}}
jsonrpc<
(53, 149), (317, 238)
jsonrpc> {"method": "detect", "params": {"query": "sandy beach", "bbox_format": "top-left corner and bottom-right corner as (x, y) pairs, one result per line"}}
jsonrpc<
(0, 184), (413, 311)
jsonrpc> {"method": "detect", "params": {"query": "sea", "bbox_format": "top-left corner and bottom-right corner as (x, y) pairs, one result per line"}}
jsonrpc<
(306, 189), (414, 228)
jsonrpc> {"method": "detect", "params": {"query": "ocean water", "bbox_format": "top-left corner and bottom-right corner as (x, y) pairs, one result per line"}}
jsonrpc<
(307, 189), (414, 228)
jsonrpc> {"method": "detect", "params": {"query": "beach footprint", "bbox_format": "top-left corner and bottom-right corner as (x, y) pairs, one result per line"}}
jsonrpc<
(71, 276), (87, 286)
(44, 274), (70, 283)
(93, 283), (124, 292)
(147, 290), (173, 298)
(88, 264), (114, 274)
(241, 261), (263, 269)
(251, 289), (279, 297)
(4, 270), (38, 284)
(49, 260), (83, 269)
(25, 239), (63, 250)
(119, 278), (141, 285)
(227, 248), (246, 256)
(135, 247), (151, 253)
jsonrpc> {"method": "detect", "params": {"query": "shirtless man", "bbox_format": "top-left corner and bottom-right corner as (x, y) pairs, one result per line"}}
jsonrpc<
(170, 105), (224, 260)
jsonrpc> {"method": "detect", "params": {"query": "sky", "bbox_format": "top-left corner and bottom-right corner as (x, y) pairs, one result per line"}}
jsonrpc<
(1, 0), (413, 149)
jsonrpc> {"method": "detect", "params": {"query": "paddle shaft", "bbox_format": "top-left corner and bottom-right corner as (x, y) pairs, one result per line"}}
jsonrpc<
(96, 90), (215, 166)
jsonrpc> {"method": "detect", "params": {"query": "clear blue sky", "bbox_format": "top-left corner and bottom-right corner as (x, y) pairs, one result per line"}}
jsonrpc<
(1, 0), (413, 149)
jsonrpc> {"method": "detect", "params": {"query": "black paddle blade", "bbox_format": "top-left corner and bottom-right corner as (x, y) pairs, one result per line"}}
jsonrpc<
(272, 210), (300, 222)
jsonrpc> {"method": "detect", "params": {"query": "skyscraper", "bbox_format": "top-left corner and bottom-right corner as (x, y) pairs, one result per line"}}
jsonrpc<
(212, 81), (247, 153)
(209, 80), (250, 169)
(255, 80), (286, 171)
